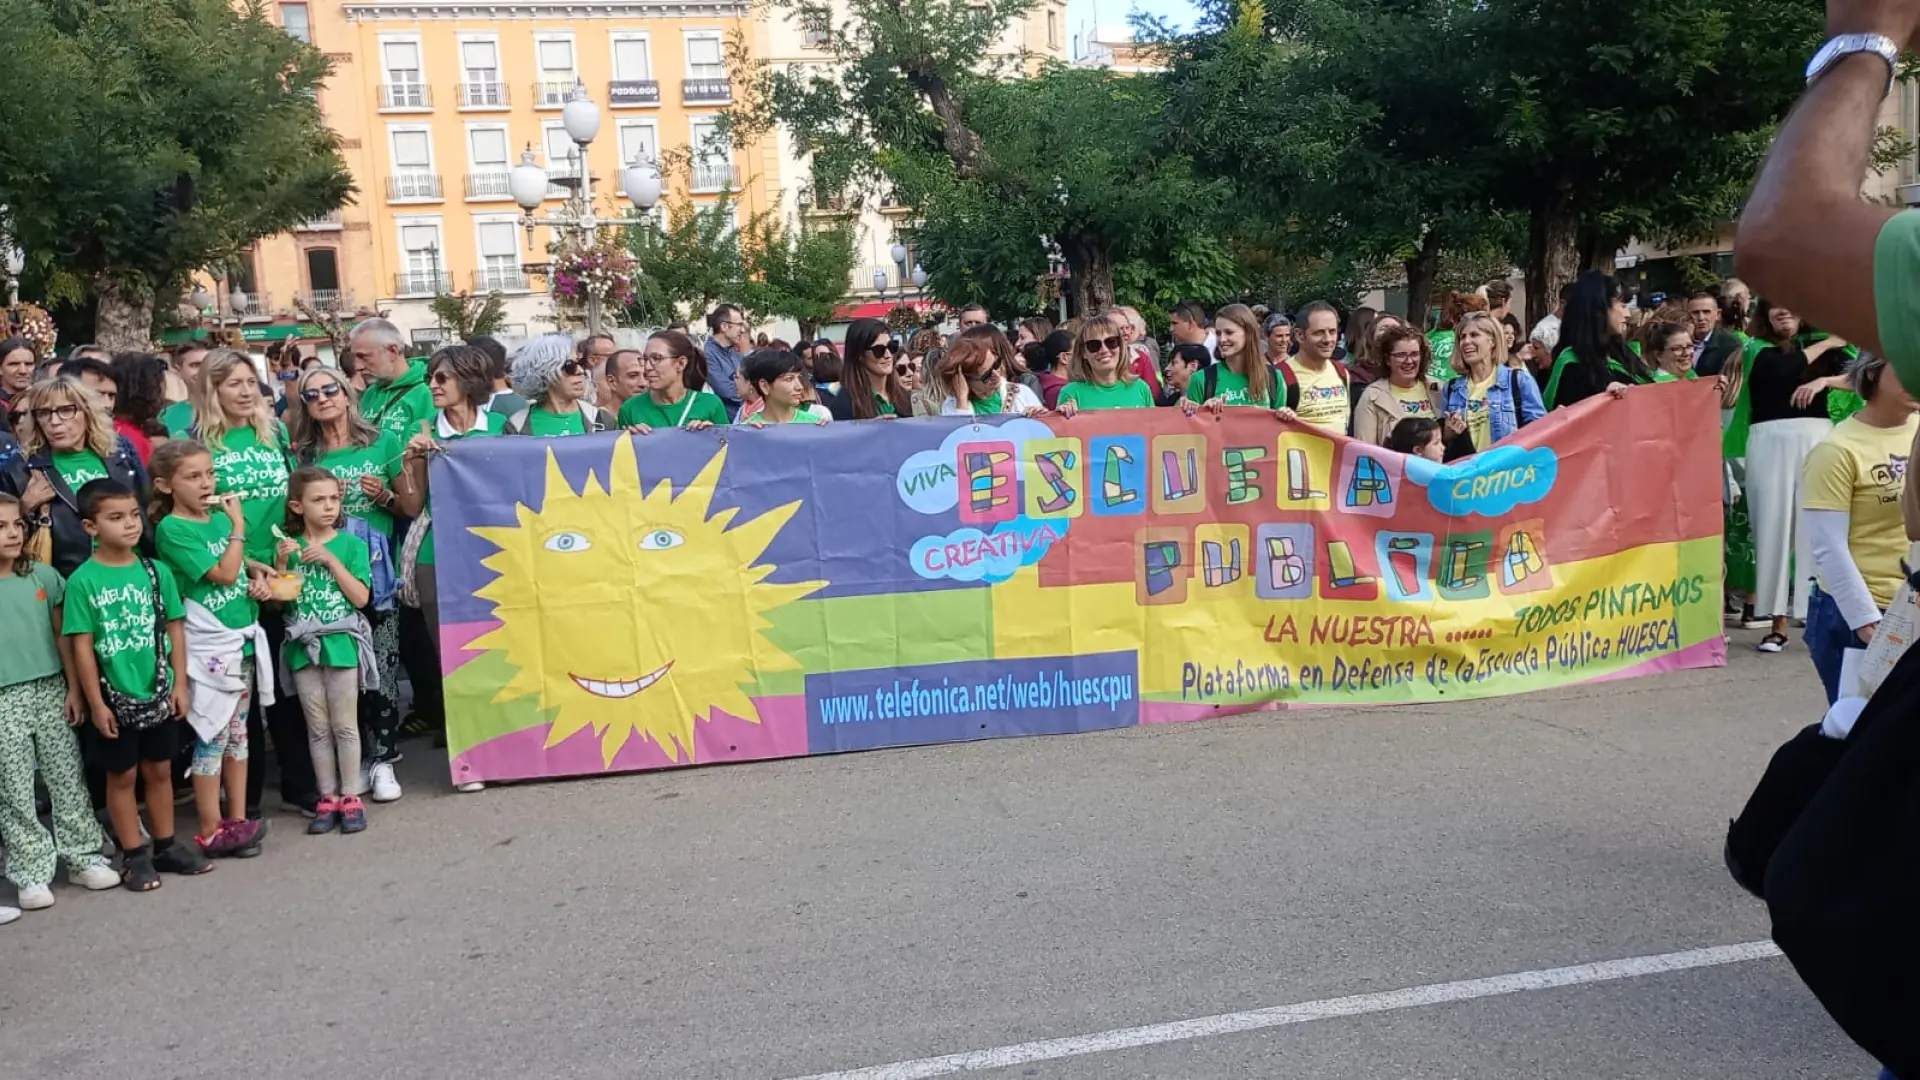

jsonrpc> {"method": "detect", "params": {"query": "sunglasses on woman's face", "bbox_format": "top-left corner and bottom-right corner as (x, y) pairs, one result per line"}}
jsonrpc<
(1085, 335), (1125, 355)
(300, 383), (346, 403)
(894, 363), (912, 375)
(430, 371), (453, 385)
(560, 361), (586, 376)
(966, 365), (1000, 384)
(870, 341), (897, 357)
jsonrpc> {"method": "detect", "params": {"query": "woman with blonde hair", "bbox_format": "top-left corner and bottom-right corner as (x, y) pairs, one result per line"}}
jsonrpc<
(935, 335), (1044, 416)
(1057, 313), (1154, 415)
(0, 376), (147, 576)
(1183, 303), (1278, 412)
(1439, 311), (1544, 456)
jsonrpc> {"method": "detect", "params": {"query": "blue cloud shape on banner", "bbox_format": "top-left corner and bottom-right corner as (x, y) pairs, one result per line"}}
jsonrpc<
(1404, 444), (1558, 517)
(909, 516), (1069, 584)
(896, 418), (1055, 515)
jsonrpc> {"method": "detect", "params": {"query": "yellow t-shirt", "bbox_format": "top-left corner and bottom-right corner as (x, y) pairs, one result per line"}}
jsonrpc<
(1465, 371), (1496, 450)
(1389, 381), (1435, 418)
(1802, 414), (1918, 608)
(1286, 358), (1349, 434)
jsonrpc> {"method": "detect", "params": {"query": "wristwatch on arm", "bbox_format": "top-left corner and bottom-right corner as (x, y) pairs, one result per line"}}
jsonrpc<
(1805, 33), (1901, 97)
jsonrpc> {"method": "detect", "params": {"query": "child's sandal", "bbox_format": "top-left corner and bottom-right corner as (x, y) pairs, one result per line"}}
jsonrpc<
(152, 841), (213, 877)
(120, 846), (160, 892)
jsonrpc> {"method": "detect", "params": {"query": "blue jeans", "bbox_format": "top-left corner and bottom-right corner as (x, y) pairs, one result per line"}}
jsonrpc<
(1803, 586), (1866, 706)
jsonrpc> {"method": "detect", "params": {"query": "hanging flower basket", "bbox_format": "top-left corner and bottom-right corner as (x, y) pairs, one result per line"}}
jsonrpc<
(547, 233), (637, 310)
(6, 304), (56, 358)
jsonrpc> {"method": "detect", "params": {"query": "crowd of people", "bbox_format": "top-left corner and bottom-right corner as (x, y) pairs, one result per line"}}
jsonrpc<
(0, 261), (1908, 921)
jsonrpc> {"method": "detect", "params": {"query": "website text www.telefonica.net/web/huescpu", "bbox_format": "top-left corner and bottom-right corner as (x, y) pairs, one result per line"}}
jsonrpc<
(814, 668), (1137, 725)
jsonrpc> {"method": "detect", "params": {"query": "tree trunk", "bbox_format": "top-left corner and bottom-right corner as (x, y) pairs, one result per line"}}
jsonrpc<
(799, 318), (819, 342)
(94, 275), (154, 352)
(1402, 232), (1442, 327)
(1062, 234), (1115, 318)
(1524, 188), (1580, 330)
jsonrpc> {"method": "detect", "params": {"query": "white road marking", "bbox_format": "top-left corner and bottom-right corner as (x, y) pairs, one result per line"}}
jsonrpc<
(782, 940), (1784, 1080)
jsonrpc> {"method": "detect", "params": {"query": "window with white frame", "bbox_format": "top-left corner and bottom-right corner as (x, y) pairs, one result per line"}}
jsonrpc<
(544, 124), (578, 179)
(685, 32), (724, 79)
(537, 37), (576, 104)
(617, 122), (658, 170)
(689, 117), (730, 190)
(282, 3), (311, 44)
(467, 126), (510, 197)
(611, 34), (652, 81)
(461, 38), (503, 105)
(381, 39), (425, 107)
(389, 129), (438, 199)
(475, 220), (522, 291)
(399, 222), (444, 293)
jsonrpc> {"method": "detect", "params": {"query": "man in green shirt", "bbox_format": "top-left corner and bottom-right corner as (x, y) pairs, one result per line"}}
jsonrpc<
(349, 318), (436, 445)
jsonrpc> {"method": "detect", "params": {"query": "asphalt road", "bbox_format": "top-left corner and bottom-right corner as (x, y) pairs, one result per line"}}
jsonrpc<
(0, 630), (1877, 1079)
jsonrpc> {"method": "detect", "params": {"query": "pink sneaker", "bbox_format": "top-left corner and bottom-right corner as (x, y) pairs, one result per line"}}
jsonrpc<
(308, 795), (341, 835)
(339, 795), (367, 834)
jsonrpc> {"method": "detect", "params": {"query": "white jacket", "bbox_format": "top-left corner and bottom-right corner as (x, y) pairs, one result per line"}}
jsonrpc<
(183, 599), (276, 743)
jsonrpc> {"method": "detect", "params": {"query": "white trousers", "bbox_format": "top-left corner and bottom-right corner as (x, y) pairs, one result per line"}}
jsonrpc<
(1747, 417), (1831, 621)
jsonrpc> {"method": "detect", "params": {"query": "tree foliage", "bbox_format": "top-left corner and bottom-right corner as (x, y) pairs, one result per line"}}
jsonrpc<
(0, 0), (353, 347)
(621, 201), (743, 325)
(429, 290), (510, 341)
(738, 215), (857, 341)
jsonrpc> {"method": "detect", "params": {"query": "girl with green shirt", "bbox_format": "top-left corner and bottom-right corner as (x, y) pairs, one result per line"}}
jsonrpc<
(619, 329), (731, 432)
(277, 466), (373, 835)
(148, 439), (271, 857)
(1057, 313), (1156, 415)
(287, 366), (420, 793)
(742, 350), (832, 426)
(503, 333), (619, 436)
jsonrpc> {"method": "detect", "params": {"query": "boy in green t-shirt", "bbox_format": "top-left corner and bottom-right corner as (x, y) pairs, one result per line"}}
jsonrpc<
(62, 479), (209, 891)
(742, 350), (831, 426)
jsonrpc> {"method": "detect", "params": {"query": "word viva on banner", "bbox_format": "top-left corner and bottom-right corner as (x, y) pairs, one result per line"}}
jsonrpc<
(432, 380), (1727, 784)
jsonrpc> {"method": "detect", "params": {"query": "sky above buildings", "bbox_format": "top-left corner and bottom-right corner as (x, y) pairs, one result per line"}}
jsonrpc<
(1065, 0), (1197, 50)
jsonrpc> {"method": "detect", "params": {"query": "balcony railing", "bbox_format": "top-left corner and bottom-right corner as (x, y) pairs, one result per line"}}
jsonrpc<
(682, 78), (732, 104)
(233, 292), (271, 317)
(386, 171), (444, 201)
(295, 290), (352, 312)
(534, 79), (576, 107)
(465, 170), (512, 200)
(608, 79), (661, 106)
(691, 161), (741, 192)
(394, 271), (452, 297)
(296, 210), (343, 230)
(474, 267), (527, 292)
(458, 80), (508, 108)
(379, 82), (430, 110)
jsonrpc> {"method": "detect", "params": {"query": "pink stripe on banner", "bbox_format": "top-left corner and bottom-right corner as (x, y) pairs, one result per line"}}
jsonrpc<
(440, 620), (499, 675)
(1136, 635), (1726, 724)
(448, 694), (810, 786)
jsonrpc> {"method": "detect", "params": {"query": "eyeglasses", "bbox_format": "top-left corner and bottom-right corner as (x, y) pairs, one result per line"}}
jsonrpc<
(640, 353), (679, 367)
(30, 404), (81, 423)
(1389, 350), (1423, 364)
(1084, 335), (1125, 355)
(299, 383), (346, 403)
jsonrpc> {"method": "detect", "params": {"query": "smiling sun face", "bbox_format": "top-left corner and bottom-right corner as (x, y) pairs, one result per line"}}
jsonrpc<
(469, 437), (822, 765)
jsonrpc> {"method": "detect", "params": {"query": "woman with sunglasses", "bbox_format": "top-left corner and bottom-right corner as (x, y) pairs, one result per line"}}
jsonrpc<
(502, 333), (618, 436)
(935, 335), (1045, 416)
(1353, 327), (1441, 446)
(288, 364), (420, 800)
(828, 318), (915, 420)
(1, 376), (149, 577)
(617, 330), (730, 433)
(1056, 314), (1155, 415)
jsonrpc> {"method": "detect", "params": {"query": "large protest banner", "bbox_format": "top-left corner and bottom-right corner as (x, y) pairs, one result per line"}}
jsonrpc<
(432, 379), (1725, 785)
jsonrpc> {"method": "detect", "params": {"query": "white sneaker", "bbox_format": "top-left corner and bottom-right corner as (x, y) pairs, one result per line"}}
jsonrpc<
(72, 862), (120, 891)
(17, 885), (53, 911)
(455, 781), (485, 793)
(369, 763), (403, 803)
(0, 904), (18, 925)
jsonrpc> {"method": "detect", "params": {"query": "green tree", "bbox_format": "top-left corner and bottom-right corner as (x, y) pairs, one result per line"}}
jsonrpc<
(738, 215), (856, 341)
(0, 0), (352, 348)
(428, 290), (510, 341)
(732, 1), (1233, 316)
(622, 198), (743, 325)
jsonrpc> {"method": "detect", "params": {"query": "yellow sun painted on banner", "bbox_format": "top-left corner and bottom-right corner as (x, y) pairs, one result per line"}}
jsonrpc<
(469, 437), (822, 765)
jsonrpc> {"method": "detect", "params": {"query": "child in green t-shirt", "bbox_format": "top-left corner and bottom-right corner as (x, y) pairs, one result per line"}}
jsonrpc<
(150, 440), (272, 859)
(63, 479), (207, 891)
(0, 493), (118, 913)
(742, 350), (831, 427)
(277, 467), (374, 836)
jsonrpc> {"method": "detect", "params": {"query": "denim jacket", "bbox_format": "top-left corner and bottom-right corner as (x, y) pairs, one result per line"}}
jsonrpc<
(1442, 366), (1546, 446)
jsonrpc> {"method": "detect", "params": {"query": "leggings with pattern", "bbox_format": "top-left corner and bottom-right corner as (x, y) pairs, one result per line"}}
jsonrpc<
(0, 674), (108, 888)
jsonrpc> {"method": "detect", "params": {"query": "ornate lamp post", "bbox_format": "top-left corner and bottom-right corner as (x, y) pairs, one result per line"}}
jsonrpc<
(508, 82), (663, 335)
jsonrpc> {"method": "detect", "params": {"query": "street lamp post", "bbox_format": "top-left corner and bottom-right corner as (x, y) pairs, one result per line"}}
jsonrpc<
(508, 81), (663, 336)
(3, 244), (22, 309)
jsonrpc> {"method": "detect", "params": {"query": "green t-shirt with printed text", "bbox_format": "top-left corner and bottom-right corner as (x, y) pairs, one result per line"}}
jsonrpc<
(317, 432), (406, 538)
(1059, 379), (1155, 411)
(155, 514), (256, 655)
(209, 425), (291, 564)
(63, 556), (183, 699)
(358, 363), (436, 446)
(1184, 365), (1264, 407)
(52, 449), (109, 491)
(617, 390), (731, 430)
(286, 531), (371, 670)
